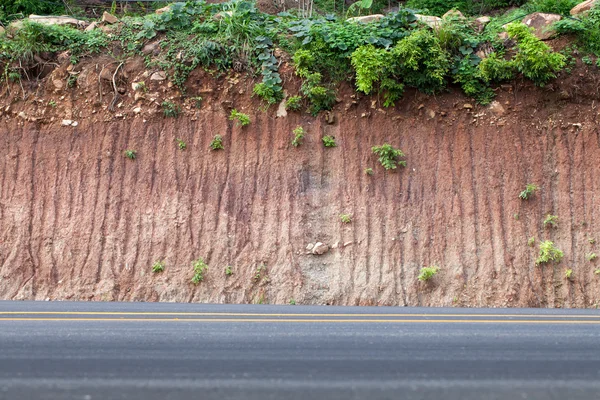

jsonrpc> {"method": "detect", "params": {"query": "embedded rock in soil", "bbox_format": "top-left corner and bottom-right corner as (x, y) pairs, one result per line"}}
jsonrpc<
(102, 12), (118, 24)
(312, 243), (329, 255)
(521, 12), (561, 40)
(347, 14), (384, 23)
(570, 0), (598, 15)
(415, 14), (442, 29)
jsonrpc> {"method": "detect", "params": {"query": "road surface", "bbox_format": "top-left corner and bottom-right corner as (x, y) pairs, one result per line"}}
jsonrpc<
(0, 301), (599, 400)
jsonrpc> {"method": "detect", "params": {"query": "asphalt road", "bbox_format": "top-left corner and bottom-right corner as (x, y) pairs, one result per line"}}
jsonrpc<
(0, 302), (599, 400)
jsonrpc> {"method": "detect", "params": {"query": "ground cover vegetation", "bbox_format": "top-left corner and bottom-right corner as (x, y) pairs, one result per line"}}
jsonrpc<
(1, 0), (599, 111)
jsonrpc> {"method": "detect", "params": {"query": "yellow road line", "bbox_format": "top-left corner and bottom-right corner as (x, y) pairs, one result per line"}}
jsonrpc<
(0, 312), (598, 318)
(1, 318), (600, 324)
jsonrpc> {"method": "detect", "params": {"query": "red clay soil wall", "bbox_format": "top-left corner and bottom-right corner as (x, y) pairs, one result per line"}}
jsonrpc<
(1, 83), (600, 307)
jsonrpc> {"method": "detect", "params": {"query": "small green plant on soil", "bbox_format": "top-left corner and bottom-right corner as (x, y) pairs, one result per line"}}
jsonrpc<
(176, 138), (187, 150)
(322, 135), (336, 147)
(365, 168), (374, 175)
(291, 126), (305, 147)
(514, 213), (519, 221)
(587, 253), (598, 262)
(48, 100), (56, 107)
(210, 135), (224, 150)
(152, 260), (165, 273)
(372, 144), (406, 170)
(418, 266), (440, 282)
(543, 214), (559, 228)
(133, 81), (147, 92)
(589, 238), (596, 244)
(67, 75), (77, 88)
(124, 150), (136, 160)
(285, 95), (302, 111)
(229, 109), (250, 127)
(340, 214), (352, 223)
(162, 101), (180, 118)
(191, 258), (208, 284)
(565, 268), (574, 280)
(289, 299), (296, 305)
(519, 183), (539, 200)
(582, 56), (594, 65)
(595, 269), (600, 275)
(536, 241), (564, 265)
(225, 265), (233, 276)
(254, 264), (266, 281)
(528, 237), (536, 247)
(191, 96), (203, 108)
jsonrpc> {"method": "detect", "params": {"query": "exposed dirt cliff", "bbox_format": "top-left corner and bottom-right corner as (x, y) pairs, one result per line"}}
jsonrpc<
(1, 55), (600, 307)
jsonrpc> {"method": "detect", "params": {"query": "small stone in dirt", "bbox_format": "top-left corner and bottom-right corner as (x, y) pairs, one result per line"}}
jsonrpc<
(150, 71), (166, 81)
(276, 99), (287, 118)
(312, 242), (329, 255)
(84, 22), (98, 32)
(53, 79), (64, 90)
(426, 109), (436, 119)
(71, 121), (78, 127)
(463, 103), (473, 109)
(17, 112), (26, 120)
(133, 107), (142, 114)
(102, 12), (118, 24)
(61, 119), (73, 126)
(325, 111), (335, 124)
(343, 241), (353, 247)
(331, 241), (340, 249)
(142, 42), (159, 55)
(488, 101), (506, 117)
(306, 243), (315, 251)
(474, 16), (490, 32)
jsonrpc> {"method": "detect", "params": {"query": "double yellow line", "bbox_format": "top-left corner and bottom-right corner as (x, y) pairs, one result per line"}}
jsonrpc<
(0, 311), (599, 324)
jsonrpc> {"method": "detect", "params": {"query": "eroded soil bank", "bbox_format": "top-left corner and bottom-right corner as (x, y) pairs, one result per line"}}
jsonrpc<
(1, 66), (600, 307)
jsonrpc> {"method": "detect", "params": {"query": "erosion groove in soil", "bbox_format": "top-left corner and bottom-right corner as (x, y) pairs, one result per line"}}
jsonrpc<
(1, 86), (600, 307)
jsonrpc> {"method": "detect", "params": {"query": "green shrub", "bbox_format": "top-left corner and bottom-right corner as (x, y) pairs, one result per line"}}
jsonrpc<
(162, 101), (181, 118)
(479, 52), (515, 82)
(285, 95), (303, 111)
(418, 265), (440, 281)
(191, 258), (209, 284)
(525, 0), (578, 15)
(506, 23), (566, 86)
(210, 135), (224, 150)
(252, 82), (281, 105)
(519, 183), (539, 200)
(1, 0), (64, 23)
(229, 109), (250, 127)
(536, 241), (564, 264)
(124, 150), (137, 160)
(152, 260), (165, 273)
(176, 138), (187, 150)
(291, 126), (305, 147)
(322, 135), (336, 147)
(372, 144), (407, 170)
(340, 214), (352, 223)
(543, 214), (558, 228)
(404, 0), (522, 16)
(565, 268), (573, 280)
